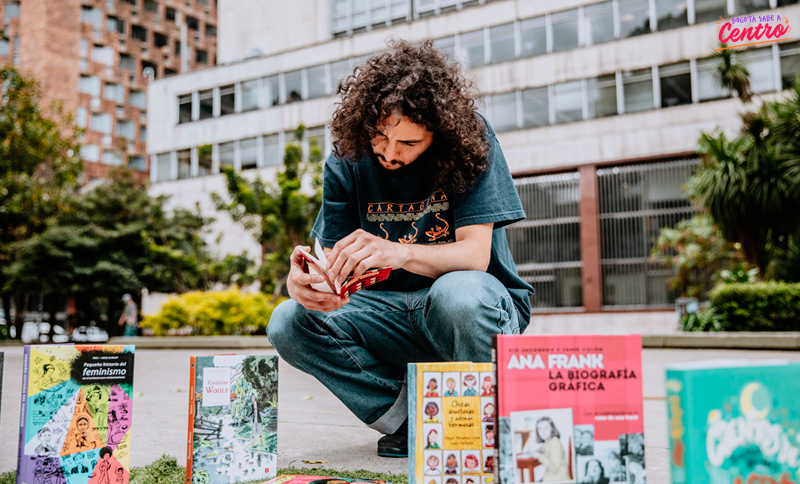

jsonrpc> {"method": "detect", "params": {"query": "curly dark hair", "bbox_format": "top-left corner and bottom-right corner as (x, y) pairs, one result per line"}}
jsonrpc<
(330, 39), (490, 193)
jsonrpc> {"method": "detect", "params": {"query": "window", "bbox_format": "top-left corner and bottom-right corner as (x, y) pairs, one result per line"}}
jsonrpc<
(285, 70), (303, 103)
(175, 40), (182, 57)
(694, 0), (727, 23)
(156, 153), (171, 182)
(81, 145), (100, 162)
(116, 120), (135, 139)
(520, 17), (547, 58)
(131, 25), (148, 42)
(656, 0), (688, 31)
(697, 57), (730, 101)
(0, 39), (8, 57)
(76, 108), (88, 128)
(735, 0), (770, 14)
(92, 46), (115, 67)
(219, 142), (234, 170)
(107, 16), (125, 34)
(102, 150), (123, 166)
(154, 32), (168, 48)
(140, 125), (147, 143)
(142, 61), (157, 79)
(659, 62), (692, 107)
(178, 94), (193, 124)
(307, 65), (326, 99)
(263, 134), (281, 167)
(738, 48), (775, 94)
(79, 75), (101, 96)
(81, 7), (102, 28)
(584, 2), (615, 46)
(186, 15), (199, 30)
(623, 68), (654, 114)
(554, 81), (583, 124)
(266, 75), (281, 106)
(350, 0), (367, 32)
(489, 23), (515, 64)
(120, 54), (136, 71)
(587, 75), (618, 119)
(4, 2), (20, 21)
(241, 79), (259, 112)
(165, 7), (176, 22)
(144, 0), (159, 13)
(195, 49), (208, 64)
(331, 0), (348, 35)
(619, 0), (651, 38)
(330, 60), (351, 92)
(459, 29), (485, 68)
(522, 87), (550, 128)
(104, 83), (125, 104)
(198, 145), (212, 176)
(128, 156), (146, 171)
(130, 90), (146, 110)
(198, 90), (213, 120)
(240, 138), (258, 170)
(219, 84), (235, 116)
(780, 41), (800, 89)
(371, 0), (387, 28)
(552, 9), (579, 53)
(90, 113), (113, 134)
(308, 127), (325, 159)
(490, 92), (518, 132)
(434, 36), (456, 58)
(177, 149), (191, 179)
(206, 24), (217, 37)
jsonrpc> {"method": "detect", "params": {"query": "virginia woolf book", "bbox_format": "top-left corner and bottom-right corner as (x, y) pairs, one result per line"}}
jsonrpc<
(493, 335), (644, 484)
(666, 359), (800, 484)
(187, 355), (278, 484)
(298, 240), (391, 298)
(408, 362), (497, 484)
(16, 345), (135, 484)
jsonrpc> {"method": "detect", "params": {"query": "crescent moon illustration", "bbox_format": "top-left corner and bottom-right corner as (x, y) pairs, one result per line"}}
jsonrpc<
(740, 383), (770, 420)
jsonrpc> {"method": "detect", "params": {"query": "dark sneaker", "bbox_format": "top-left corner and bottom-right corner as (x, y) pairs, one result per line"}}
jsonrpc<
(377, 421), (408, 458)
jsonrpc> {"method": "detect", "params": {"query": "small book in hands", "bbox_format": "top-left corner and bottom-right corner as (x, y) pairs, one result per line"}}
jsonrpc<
(298, 240), (392, 298)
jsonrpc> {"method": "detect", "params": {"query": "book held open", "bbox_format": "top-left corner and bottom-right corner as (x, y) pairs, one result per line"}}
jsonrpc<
(298, 240), (391, 298)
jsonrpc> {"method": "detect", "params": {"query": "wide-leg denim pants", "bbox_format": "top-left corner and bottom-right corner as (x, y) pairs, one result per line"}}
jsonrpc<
(267, 271), (521, 435)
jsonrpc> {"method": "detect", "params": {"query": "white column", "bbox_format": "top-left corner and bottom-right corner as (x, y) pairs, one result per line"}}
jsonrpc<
(301, 68), (309, 100)
(516, 90), (524, 129)
(191, 91), (199, 121)
(613, 0), (621, 38)
(687, 0), (696, 25)
(256, 134), (264, 168)
(690, 59), (699, 103)
(652, 65), (661, 109)
(150, 155), (158, 182)
(191, 146), (198, 177)
(727, 0), (735, 16)
(233, 140), (242, 172)
(169, 150), (178, 180)
(514, 20), (522, 58)
(578, 6), (586, 47)
(278, 73), (287, 104)
(234, 82), (242, 113)
(649, 0), (657, 33)
(484, 27), (491, 65)
(773, 44), (782, 92)
(548, 84), (556, 124)
(212, 143), (220, 174)
(616, 71), (625, 115)
(545, 14), (553, 53)
(581, 78), (589, 120)
(212, 86), (220, 117)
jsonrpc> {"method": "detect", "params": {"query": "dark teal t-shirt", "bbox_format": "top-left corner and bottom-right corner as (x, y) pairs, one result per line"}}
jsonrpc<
(310, 117), (534, 328)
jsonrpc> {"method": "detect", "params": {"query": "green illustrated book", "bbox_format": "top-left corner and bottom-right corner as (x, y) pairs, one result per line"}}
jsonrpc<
(666, 359), (800, 484)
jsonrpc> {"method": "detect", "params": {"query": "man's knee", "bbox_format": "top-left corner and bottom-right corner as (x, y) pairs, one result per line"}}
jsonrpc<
(267, 299), (305, 354)
(427, 271), (504, 315)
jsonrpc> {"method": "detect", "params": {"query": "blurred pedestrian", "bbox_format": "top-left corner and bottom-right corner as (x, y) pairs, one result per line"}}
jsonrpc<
(117, 294), (138, 337)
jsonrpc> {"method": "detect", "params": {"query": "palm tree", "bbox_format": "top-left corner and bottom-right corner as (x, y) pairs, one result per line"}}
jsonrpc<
(714, 44), (752, 103)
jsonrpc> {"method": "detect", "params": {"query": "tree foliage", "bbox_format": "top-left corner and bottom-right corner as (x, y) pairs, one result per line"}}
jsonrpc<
(212, 125), (323, 299)
(714, 45), (751, 103)
(0, 66), (83, 334)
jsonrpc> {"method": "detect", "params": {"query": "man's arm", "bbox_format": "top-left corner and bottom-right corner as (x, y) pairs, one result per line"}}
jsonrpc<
(325, 222), (493, 285)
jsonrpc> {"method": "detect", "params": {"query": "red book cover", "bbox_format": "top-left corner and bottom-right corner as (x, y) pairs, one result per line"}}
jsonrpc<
(493, 335), (644, 484)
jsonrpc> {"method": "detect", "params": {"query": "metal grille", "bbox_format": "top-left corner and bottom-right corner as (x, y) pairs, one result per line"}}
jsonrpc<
(597, 158), (700, 309)
(509, 172), (583, 310)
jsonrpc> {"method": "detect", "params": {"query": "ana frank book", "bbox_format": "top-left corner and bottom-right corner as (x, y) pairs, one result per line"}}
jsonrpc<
(408, 362), (497, 484)
(187, 354), (278, 484)
(298, 240), (391, 298)
(666, 359), (800, 484)
(16, 344), (135, 484)
(493, 335), (644, 484)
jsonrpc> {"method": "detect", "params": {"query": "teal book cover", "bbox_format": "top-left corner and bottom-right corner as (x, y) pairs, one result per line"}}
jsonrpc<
(666, 359), (800, 484)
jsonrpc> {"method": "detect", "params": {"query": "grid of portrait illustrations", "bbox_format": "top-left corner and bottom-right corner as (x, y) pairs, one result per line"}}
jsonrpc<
(417, 369), (497, 484)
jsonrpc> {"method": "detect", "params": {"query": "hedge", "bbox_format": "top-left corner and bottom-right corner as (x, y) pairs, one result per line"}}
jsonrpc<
(141, 288), (284, 336)
(706, 282), (800, 331)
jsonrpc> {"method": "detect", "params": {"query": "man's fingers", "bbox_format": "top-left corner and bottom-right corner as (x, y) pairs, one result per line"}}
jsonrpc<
(294, 271), (324, 286)
(339, 247), (373, 281)
(327, 230), (365, 269)
(352, 254), (380, 278)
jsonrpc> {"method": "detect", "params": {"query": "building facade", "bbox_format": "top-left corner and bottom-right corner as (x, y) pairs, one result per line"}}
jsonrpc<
(145, 0), (800, 325)
(0, 0), (217, 180)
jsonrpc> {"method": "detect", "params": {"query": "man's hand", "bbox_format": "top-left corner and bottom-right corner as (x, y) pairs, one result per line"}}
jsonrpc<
(287, 246), (350, 312)
(326, 229), (411, 285)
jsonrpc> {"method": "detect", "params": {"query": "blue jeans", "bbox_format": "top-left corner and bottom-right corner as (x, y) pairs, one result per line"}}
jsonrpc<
(267, 271), (521, 435)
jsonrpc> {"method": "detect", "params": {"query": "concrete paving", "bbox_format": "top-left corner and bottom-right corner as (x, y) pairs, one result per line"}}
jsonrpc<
(2, 347), (800, 482)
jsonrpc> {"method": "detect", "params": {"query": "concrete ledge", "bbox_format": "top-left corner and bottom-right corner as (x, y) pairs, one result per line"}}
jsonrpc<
(107, 335), (274, 349)
(643, 332), (800, 350)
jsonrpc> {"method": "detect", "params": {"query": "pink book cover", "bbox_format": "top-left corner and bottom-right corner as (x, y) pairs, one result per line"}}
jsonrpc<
(493, 335), (644, 484)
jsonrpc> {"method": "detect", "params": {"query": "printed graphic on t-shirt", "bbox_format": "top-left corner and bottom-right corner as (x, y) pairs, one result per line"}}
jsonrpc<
(368, 190), (453, 244)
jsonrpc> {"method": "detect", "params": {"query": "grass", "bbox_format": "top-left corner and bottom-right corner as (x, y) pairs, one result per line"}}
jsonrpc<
(1, 455), (408, 484)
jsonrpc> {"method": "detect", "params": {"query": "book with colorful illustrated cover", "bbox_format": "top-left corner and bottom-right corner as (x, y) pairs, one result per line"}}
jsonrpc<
(16, 345), (135, 484)
(408, 362), (497, 484)
(298, 240), (391, 298)
(493, 335), (644, 484)
(262, 475), (391, 484)
(1, 351), (4, 425)
(187, 355), (278, 484)
(666, 359), (800, 484)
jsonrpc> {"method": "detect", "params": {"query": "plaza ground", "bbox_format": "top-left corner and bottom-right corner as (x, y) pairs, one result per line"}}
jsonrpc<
(3, 346), (800, 482)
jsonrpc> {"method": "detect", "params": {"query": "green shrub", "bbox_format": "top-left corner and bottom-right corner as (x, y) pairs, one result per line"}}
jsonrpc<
(708, 282), (800, 331)
(680, 307), (728, 332)
(141, 288), (283, 336)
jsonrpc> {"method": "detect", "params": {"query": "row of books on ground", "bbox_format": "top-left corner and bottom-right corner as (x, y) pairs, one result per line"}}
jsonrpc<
(9, 336), (800, 484)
